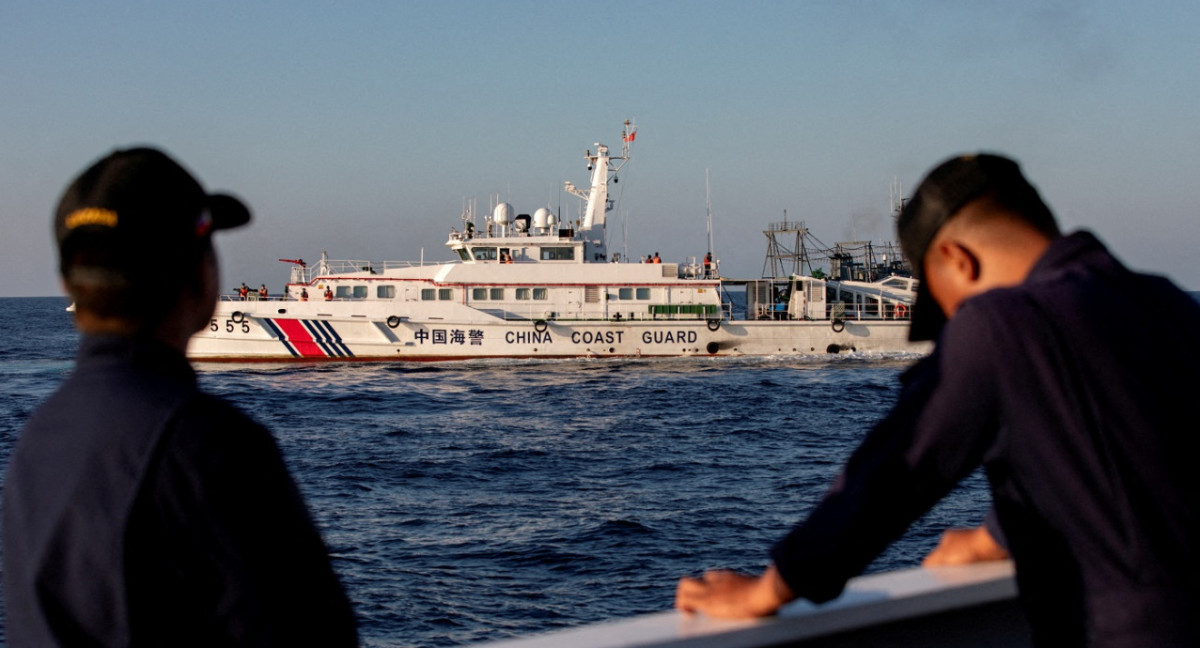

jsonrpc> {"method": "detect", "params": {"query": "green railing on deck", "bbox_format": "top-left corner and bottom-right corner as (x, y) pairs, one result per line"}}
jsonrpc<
(647, 304), (719, 317)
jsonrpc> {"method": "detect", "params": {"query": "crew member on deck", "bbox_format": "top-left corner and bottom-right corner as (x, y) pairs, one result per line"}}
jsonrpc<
(238, 282), (249, 300)
(258, 283), (268, 300)
(300, 287), (309, 301)
(324, 287), (333, 301)
(2, 146), (357, 646)
(675, 153), (1200, 647)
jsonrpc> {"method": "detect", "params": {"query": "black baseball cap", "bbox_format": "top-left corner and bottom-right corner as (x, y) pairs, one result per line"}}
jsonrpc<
(56, 146), (250, 281)
(898, 153), (1041, 341)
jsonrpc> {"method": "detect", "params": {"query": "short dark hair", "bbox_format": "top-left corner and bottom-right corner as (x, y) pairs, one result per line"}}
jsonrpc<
(899, 153), (1058, 280)
(898, 153), (1060, 342)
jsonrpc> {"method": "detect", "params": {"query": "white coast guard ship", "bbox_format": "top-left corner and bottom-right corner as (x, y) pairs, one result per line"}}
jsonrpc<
(188, 122), (928, 361)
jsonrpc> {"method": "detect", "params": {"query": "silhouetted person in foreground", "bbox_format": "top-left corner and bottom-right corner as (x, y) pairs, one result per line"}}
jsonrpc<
(3, 147), (358, 646)
(676, 154), (1200, 647)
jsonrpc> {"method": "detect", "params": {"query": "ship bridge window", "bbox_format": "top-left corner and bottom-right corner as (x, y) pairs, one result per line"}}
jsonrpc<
(456, 248), (470, 261)
(377, 285), (395, 299)
(540, 247), (575, 261)
(472, 247), (499, 261)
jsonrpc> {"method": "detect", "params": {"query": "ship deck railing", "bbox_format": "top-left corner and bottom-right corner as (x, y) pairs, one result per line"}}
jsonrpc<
(469, 561), (1029, 648)
(219, 294), (286, 302)
(220, 293), (323, 303)
(830, 301), (913, 321)
(296, 258), (450, 282)
(749, 302), (912, 322)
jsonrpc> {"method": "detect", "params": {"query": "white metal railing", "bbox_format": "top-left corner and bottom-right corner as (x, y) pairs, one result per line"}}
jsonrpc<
(276, 258), (455, 287)
(219, 294), (284, 302)
(471, 562), (1025, 648)
(833, 300), (912, 322)
(300, 259), (444, 281)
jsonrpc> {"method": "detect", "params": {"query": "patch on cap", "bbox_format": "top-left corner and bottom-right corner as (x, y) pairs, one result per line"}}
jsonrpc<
(195, 210), (214, 237)
(64, 207), (118, 230)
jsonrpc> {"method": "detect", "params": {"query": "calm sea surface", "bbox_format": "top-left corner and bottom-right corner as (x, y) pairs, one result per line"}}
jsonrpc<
(0, 296), (992, 647)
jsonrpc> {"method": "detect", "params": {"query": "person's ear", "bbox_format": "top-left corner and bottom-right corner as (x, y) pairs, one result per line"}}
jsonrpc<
(930, 239), (980, 284)
(948, 242), (981, 282)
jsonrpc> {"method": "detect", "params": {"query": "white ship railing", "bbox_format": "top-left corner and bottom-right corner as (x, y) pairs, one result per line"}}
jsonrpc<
(297, 259), (450, 282)
(470, 562), (1028, 648)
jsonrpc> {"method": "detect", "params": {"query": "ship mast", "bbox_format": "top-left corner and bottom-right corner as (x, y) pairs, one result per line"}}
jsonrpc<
(565, 120), (634, 234)
(890, 176), (905, 218)
(705, 168), (715, 260)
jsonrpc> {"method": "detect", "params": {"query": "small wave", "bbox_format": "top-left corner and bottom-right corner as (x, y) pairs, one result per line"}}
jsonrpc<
(570, 518), (656, 544)
(482, 447), (551, 460)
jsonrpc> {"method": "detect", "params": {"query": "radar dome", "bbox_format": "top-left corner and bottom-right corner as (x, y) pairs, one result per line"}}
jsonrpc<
(533, 207), (552, 229)
(492, 202), (514, 225)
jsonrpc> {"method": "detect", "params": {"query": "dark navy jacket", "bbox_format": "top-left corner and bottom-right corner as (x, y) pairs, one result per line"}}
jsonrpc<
(2, 335), (358, 646)
(772, 231), (1200, 647)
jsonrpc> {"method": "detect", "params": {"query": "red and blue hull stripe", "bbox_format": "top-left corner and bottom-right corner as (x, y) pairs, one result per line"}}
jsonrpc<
(262, 318), (354, 358)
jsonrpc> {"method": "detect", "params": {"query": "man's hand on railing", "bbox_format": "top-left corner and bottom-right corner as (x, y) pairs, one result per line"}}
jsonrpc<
(922, 525), (1009, 567)
(675, 564), (794, 619)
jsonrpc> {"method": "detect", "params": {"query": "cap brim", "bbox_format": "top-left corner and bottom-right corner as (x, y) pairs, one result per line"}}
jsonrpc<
(208, 193), (251, 230)
(908, 280), (947, 342)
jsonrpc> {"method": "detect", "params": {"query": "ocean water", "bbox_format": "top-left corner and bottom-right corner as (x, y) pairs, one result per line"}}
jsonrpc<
(0, 296), (991, 647)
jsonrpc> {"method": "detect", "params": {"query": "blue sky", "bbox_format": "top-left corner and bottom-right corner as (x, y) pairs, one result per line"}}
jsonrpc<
(3, 1), (1199, 296)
